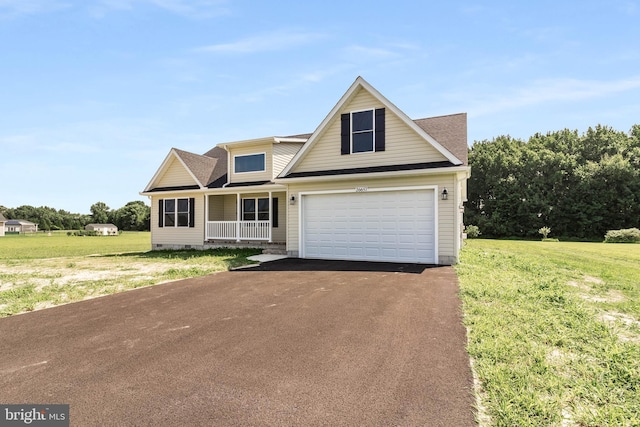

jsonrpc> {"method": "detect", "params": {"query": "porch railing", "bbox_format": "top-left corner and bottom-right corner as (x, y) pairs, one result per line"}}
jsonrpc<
(206, 220), (271, 241)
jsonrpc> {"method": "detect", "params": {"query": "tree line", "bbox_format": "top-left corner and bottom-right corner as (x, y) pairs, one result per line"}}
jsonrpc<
(0, 201), (150, 232)
(465, 124), (640, 240)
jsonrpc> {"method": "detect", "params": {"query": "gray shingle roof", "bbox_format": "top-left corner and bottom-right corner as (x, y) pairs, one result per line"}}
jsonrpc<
(413, 113), (468, 165)
(173, 148), (220, 187)
(149, 112), (467, 192)
(6, 219), (36, 225)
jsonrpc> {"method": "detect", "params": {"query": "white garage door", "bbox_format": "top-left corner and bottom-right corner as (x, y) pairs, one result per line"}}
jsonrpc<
(301, 189), (436, 264)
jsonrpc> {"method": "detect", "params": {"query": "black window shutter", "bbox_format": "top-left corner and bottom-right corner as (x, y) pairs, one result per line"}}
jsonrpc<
(340, 113), (350, 155)
(189, 198), (195, 228)
(158, 199), (164, 228)
(272, 198), (278, 228)
(375, 108), (385, 152)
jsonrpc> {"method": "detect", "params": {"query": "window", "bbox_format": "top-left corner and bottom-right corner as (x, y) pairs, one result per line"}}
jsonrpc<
(177, 198), (189, 227)
(242, 199), (256, 221)
(341, 108), (385, 155)
(241, 198), (278, 227)
(352, 110), (374, 153)
(159, 198), (195, 228)
(235, 153), (266, 173)
(164, 199), (175, 226)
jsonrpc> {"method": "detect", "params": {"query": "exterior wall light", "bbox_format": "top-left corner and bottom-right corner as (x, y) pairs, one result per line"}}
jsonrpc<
(289, 195), (296, 205)
(441, 188), (448, 200)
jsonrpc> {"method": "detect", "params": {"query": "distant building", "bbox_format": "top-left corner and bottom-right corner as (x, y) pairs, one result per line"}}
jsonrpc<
(0, 213), (6, 237)
(5, 219), (39, 234)
(85, 223), (118, 236)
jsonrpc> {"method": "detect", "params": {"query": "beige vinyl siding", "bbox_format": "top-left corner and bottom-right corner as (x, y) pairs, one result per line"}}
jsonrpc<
(223, 195), (238, 220)
(156, 157), (198, 188)
(272, 194), (286, 242)
(208, 195), (226, 221)
(286, 173), (459, 264)
(272, 142), (303, 179)
(150, 193), (205, 248)
(293, 88), (448, 174)
(229, 143), (273, 183)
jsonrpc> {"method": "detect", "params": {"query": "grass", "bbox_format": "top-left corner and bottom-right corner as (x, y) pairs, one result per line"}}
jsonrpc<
(456, 240), (640, 426)
(0, 232), (261, 317)
(0, 231), (152, 259)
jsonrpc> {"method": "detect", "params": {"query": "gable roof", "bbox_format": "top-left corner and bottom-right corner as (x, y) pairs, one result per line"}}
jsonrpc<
(279, 76), (465, 178)
(86, 223), (117, 228)
(142, 77), (468, 194)
(0, 213), (6, 222)
(173, 148), (217, 187)
(144, 146), (228, 192)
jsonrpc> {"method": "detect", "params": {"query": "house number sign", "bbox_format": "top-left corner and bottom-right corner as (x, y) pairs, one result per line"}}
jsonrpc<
(355, 187), (368, 192)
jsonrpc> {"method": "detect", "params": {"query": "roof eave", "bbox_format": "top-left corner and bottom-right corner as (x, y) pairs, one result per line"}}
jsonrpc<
(275, 165), (471, 184)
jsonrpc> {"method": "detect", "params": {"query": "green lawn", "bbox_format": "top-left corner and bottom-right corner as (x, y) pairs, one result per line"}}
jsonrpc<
(0, 231), (152, 259)
(457, 240), (640, 426)
(0, 232), (260, 317)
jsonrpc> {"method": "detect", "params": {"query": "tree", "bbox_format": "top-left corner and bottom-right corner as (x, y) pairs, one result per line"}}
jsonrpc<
(465, 123), (640, 240)
(90, 202), (110, 224)
(112, 201), (150, 231)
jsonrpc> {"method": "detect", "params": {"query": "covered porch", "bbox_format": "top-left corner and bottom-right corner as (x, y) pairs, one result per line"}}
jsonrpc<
(205, 190), (287, 243)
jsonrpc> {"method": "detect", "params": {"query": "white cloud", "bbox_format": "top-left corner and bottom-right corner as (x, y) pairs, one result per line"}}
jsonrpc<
(467, 76), (640, 117)
(0, 0), (70, 17)
(93, 0), (229, 18)
(342, 45), (398, 60)
(619, 1), (638, 15)
(195, 30), (326, 54)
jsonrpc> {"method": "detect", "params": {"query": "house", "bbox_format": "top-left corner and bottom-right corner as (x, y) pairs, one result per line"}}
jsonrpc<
(0, 213), (6, 237)
(141, 77), (470, 265)
(5, 219), (39, 234)
(85, 223), (119, 235)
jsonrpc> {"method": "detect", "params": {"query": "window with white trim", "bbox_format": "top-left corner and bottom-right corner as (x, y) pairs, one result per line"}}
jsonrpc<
(351, 109), (374, 153)
(341, 108), (385, 155)
(241, 197), (278, 227)
(234, 153), (266, 173)
(158, 198), (195, 228)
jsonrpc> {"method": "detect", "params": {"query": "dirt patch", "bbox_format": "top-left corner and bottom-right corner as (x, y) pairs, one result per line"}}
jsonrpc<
(0, 256), (222, 317)
(598, 311), (640, 343)
(2, 260), (189, 292)
(568, 275), (626, 304)
(567, 280), (590, 292)
(584, 275), (604, 285)
(581, 290), (626, 303)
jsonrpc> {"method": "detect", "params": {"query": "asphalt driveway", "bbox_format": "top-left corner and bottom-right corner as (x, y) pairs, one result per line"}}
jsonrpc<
(0, 259), (476, 426)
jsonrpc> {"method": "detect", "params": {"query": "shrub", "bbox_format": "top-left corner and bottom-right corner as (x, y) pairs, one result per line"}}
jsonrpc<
(465, 225), (481, 238)
(67, 230), (98, 237)
(538, 226), (551, 239)
(604, 228), (640, 243)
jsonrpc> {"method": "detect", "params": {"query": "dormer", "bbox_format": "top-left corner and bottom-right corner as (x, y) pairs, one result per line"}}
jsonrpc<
(220, 136), (306, 185)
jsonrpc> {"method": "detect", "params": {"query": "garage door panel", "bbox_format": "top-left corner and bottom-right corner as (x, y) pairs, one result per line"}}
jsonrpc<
(302, 190), (436, 264)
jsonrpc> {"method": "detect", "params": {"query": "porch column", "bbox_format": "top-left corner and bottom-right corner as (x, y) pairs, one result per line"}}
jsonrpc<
(268, 191), (273, 243)
(236, 193), (241, 242)
(205, 194), (209, 241)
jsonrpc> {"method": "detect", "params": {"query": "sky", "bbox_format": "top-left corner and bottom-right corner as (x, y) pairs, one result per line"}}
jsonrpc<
(1, 0), (639, 214)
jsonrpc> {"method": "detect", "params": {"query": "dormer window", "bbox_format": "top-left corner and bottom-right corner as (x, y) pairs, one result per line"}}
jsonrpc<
(341, 108), (385, 155)
(235, 153), (266, 173)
